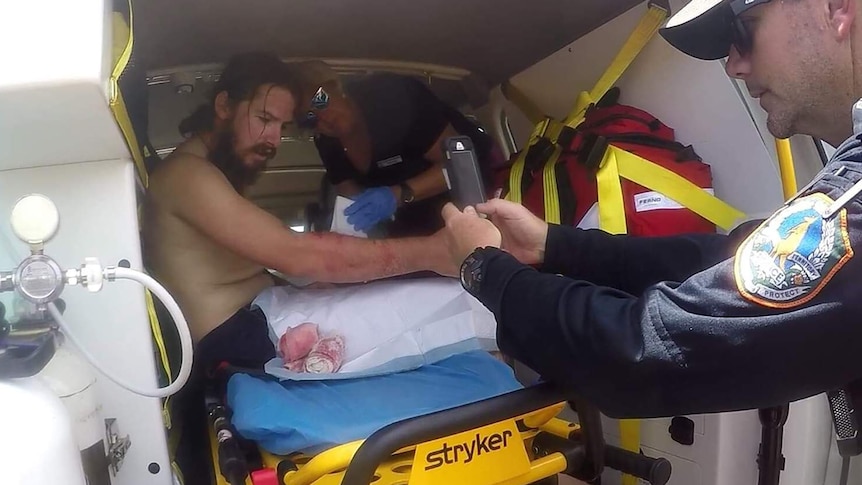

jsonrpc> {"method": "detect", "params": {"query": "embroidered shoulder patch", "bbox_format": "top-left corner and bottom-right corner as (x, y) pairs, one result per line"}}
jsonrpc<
(735, 193), (853, 308)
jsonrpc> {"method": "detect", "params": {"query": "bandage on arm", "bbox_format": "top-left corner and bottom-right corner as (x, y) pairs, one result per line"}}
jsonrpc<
(304, 335), (346, 374)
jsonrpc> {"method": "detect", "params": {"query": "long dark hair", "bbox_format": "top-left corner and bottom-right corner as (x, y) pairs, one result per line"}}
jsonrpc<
(179, 51), (299, 137)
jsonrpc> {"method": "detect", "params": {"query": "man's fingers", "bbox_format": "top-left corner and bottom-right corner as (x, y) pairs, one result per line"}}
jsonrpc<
(464, 205), (477, 216)
(476, 198), (506, 216)
(441, 202), (461, 222)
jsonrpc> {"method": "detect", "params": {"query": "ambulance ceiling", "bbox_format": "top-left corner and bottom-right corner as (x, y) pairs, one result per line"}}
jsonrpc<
(135, 0), (645, 88)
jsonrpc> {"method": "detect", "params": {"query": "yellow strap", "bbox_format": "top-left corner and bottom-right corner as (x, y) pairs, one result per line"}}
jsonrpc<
(598, 146), (746, 233)
(112, 91), (148, 185)
(541, 146), (564, 224)
(507, 154), (526, 204)
(506, 3), (668, 222)
(109, 8), (150, 187)
(109, 9), (132, 105)
(505, 119), (551, 204)
(596, 148), (629, 234)
(565, 4), (669, 128)
(145, 288), (174, 429)
(147, 288), (172, 385)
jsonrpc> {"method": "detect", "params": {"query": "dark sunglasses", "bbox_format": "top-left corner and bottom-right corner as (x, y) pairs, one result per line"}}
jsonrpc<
(728, 0), (771, 56)
(298, 87), (331, 129)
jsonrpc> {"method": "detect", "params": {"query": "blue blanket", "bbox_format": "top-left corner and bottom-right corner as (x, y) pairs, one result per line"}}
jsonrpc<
(227, 351), (523, 455)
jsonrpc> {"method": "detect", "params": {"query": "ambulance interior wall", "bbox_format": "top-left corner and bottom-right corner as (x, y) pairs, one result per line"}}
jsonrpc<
(473, 1), (840, 485)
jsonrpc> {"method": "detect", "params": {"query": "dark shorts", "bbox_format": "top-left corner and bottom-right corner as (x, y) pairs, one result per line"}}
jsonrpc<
(173, 305), (275, 485)
(195, 305), (276, 373)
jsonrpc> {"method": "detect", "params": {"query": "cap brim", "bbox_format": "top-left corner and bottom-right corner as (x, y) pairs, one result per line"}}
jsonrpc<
(659, 0), (734, 60)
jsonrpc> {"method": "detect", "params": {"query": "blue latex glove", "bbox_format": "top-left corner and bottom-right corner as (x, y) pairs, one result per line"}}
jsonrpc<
(344, 187), (398, 232)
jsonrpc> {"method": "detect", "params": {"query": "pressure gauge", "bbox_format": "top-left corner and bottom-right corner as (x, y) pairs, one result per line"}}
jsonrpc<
(13, 254), (64, 305)
(8, 195), (64, 304)
(10, 194), (60, 248)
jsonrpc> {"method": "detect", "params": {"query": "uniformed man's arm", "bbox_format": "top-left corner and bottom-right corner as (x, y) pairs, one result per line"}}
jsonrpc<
(478, 199), (759, 295)
(157, 155), (455, 282)
(540, 222), (758, 295)
(476, 231), (862, 418)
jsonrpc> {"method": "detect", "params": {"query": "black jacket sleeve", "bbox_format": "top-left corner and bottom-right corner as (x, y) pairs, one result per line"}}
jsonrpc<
(541, 221), (761, 295)
(476, 158), (862, 418)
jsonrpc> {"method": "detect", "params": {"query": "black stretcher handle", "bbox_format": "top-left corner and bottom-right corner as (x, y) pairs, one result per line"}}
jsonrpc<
(341, 382), (573, 485)
(605, 445), (672, 485)
(532, 427), (672, 485)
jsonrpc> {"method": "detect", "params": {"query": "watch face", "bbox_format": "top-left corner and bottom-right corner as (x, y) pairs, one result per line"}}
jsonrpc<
(460, 258), (472, 288)
(460, 252), (483, 293)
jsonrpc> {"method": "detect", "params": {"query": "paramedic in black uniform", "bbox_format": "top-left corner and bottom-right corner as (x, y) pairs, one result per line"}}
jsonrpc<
(441, 0), (862, 418)
(293, 60), (504, 237)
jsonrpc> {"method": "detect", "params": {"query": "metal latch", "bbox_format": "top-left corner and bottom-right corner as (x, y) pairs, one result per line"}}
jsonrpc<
(105, 418), (132, 475)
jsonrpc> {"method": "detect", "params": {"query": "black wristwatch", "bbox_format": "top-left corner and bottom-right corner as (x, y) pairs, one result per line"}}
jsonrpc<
(460, 247), (493, 295)
(399, 182), (415, 204)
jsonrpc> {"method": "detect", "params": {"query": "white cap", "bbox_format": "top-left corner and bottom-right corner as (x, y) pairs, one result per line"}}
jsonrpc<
(660, 0), (734, 60)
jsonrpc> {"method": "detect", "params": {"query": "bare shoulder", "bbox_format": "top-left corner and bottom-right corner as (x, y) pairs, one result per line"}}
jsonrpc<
(151, 149), (214, 185)
(149, 149), (230, 199)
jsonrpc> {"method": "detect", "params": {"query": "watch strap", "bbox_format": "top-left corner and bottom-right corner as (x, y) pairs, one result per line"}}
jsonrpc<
(460, 247), (495, 295)
(399, 182), (415, 204)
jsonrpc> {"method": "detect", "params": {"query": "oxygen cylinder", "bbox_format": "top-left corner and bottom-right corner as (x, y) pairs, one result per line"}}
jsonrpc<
(0, 377), (87, 485)
(37, 340), (111, 485)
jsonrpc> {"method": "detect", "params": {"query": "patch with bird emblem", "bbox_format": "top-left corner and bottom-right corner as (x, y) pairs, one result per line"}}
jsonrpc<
(735, 193), (853, 308)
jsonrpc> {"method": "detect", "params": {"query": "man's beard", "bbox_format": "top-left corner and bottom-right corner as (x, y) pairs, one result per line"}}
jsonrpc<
(209, 128), (276, 194)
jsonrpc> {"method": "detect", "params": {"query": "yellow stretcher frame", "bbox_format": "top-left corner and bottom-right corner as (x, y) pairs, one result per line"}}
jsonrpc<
(204, 380), (672, 485)
(210, 406), (574, 485)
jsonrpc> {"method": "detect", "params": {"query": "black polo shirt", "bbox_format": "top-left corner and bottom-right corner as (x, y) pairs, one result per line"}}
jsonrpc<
(314, 73), (494, 237)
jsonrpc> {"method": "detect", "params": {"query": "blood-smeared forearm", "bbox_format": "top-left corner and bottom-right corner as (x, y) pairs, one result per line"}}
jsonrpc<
(280, 231), (453, 283)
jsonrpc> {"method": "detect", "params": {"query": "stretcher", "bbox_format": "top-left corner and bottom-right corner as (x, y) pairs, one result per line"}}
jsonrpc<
(201, 356), (673, 485)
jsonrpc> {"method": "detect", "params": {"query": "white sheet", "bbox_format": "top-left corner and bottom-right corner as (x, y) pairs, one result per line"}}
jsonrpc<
(252, 277), (498, 381)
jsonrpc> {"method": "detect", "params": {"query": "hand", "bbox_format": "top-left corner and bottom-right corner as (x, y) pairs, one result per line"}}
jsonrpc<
(441, 203), (502, 268)
(344, 187), (398, 232)
(476, 199), (548, 265)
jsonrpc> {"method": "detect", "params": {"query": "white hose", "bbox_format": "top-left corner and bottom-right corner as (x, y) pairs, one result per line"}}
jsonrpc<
(47, 266), (194, 398)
